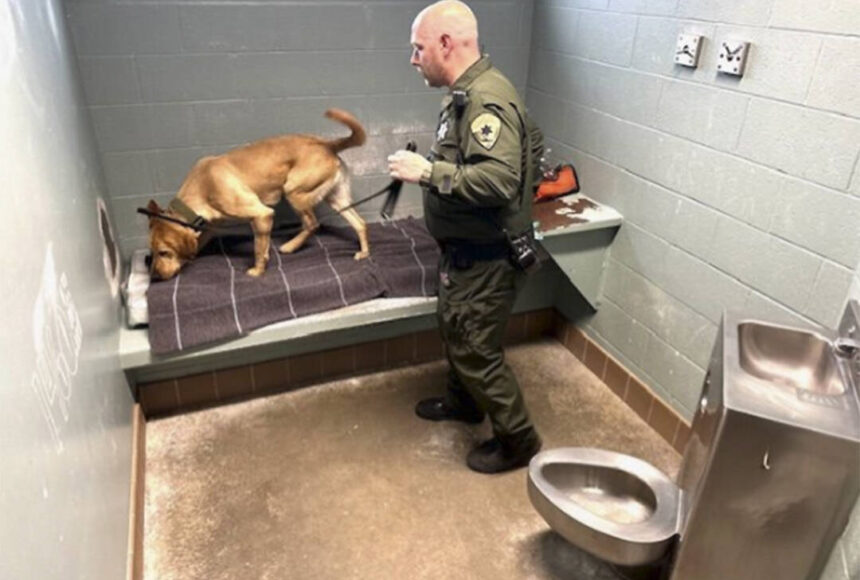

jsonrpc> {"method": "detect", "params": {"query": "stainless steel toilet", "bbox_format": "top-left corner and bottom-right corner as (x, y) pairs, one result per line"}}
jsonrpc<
(528, 447), (680, 566)
(528, 305), (860, 579)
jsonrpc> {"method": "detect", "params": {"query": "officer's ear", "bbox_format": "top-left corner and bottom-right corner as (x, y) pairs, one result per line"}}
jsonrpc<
(440, 33), (454, 55)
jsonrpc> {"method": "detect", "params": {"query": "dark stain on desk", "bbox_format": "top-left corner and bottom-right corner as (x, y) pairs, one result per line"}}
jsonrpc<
(533, 197), (598, 232)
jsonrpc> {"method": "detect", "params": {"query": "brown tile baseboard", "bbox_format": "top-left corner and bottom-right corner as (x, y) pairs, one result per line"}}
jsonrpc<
(553, 314), (692, 455)
(138, 308), (556, 419)
(126, 404), (145, 580)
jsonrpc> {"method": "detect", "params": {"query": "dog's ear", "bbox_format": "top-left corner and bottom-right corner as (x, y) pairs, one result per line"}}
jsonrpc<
(146, 200), (161, 229)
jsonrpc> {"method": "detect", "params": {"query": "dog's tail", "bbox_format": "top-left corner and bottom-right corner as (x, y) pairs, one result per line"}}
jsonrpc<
(323, 109), (367, 153)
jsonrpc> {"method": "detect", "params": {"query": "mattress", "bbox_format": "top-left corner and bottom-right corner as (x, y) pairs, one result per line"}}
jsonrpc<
(139, 217), (439, 355)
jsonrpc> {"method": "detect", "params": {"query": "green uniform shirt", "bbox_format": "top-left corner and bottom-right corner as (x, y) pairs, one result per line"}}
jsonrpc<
(422, 56), (543, 243)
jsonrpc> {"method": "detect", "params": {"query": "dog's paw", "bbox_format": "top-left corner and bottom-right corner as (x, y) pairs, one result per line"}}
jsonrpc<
(353, 251), (370, 261)
(279, 241), (298, 254)
(246, 266), (265, 277)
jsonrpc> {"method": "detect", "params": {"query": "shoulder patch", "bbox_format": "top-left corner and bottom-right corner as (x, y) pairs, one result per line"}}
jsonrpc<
(470, 113), (502, 150)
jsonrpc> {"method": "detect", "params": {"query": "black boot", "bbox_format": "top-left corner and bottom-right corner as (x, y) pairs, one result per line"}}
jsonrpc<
(466, 429), (542, 474)
(415, 397), (484, 424)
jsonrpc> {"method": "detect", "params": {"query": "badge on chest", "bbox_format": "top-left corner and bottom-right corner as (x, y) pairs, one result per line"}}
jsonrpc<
(436, 120), (450, 142)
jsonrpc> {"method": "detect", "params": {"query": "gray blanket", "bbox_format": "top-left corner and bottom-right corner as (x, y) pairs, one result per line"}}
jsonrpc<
(147, 217), (439, 355)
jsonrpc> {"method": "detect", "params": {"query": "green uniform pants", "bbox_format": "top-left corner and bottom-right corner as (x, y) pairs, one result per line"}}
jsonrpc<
(437, 253), (534, 439)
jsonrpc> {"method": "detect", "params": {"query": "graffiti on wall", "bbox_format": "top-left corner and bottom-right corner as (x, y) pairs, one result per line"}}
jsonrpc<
(31, 243), (82, 453)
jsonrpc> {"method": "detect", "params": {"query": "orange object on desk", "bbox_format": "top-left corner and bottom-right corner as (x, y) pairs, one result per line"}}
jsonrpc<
(535, 164), (580, 202)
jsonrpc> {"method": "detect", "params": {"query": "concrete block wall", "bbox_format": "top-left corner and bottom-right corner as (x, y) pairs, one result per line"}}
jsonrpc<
(528, 0), (860, 415)
(527, 1), (859, 577)
(64, 0), (535, 258)
(3, 1), (135, 577)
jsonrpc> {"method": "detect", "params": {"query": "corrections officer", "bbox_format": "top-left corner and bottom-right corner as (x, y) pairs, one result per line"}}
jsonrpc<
(388, 0), (544, 474)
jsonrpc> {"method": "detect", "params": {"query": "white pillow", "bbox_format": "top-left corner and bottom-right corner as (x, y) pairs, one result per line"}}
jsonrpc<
(123, 249), (150, 328)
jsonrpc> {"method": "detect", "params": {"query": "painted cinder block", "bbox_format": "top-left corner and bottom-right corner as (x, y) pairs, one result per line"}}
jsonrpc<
(661, 246), (749, 324)
(67, 4), (182, 56)
(77, 56), (141, 106)
(769, 179), (860, 269)
(178, 4), (368, 53)
(676, 0), (773, 26)
(770, 0), (860, 36)
(654, 80), (748, 151)
(807, 37), (860, 119)
(804, 262), (853, 329)
(639, 333), (705, 414)
(736, 99), (860, 190)
(574, 11), (638, 66)
(136, 54), (238, 103)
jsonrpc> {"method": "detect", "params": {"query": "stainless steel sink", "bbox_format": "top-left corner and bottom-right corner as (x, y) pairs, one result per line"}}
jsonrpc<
(670, 308), (860, 579)
(724, 316), (858, 431)
(737, 322), (845, 395)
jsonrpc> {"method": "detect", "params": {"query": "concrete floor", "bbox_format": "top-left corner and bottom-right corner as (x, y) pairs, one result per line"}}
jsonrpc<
(144, 339), (681, 580)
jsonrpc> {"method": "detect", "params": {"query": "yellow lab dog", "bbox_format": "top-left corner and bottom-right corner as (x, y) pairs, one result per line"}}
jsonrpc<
(146, 109), (368, 280)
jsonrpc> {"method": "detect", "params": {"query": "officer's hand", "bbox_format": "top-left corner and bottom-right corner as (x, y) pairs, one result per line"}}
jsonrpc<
(388, 150), (431, 184)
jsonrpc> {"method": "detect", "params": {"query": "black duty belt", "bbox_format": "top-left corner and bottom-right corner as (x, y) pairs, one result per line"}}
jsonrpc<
(441, 240), (510, 262)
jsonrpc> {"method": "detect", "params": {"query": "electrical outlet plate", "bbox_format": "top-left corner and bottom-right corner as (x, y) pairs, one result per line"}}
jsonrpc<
(717, 40), (750, 76)
(674, 33), (702, 68)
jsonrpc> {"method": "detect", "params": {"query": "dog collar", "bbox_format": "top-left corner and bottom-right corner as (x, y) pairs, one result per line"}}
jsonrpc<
(167, 198), (208, 231)
(136, 199), (208, 232)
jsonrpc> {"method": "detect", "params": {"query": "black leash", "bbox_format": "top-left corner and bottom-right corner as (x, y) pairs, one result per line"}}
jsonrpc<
(337, 141), (416, 220)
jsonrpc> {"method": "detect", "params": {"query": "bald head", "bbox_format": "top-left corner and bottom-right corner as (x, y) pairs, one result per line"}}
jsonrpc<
(410, 1), (481, 88)
(414, 1), (478, 46)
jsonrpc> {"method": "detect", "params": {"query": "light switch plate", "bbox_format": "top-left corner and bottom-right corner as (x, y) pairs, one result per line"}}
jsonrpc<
(674, 33), (702, 68)
(717, 40), (750, 76)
